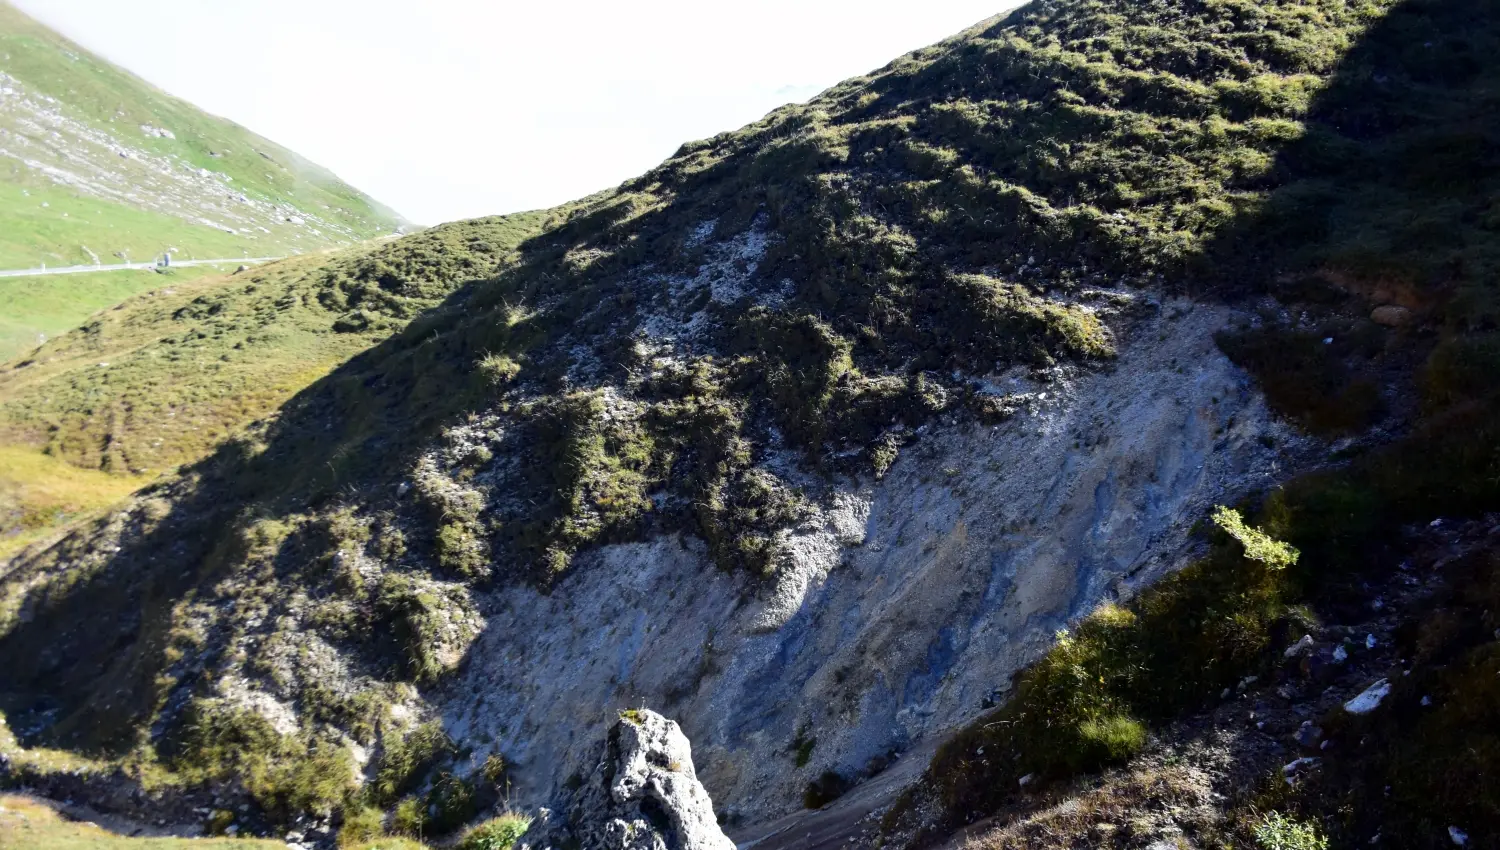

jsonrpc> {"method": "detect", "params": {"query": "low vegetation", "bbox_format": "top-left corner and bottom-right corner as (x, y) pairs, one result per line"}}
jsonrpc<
(0, 793), (283, 850)
(889, 0), (1500, 843)
(3, 0), (1499, 844)
(1254, 812), (1329, 850)
(0, 212), (555, 556)
(457, 814), (531, 850)
(0, 265), (226, 362)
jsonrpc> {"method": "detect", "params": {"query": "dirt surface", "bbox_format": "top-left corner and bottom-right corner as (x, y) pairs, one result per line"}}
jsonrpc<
(732, 734), (944, 850)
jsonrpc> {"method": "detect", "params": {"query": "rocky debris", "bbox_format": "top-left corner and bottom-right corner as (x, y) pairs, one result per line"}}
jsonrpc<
(1283, 634), (1314, 658)
(520, 709), (735, 850)
(1343, 679), (1392, 715)
(1293, 722), (1323, 749)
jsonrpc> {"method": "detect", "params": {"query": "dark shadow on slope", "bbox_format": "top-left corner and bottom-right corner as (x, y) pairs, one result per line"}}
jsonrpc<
(0, 151), (760, 756)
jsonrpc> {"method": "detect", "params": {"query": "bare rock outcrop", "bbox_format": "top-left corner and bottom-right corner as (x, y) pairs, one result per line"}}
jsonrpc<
(521, 709), (735, 850)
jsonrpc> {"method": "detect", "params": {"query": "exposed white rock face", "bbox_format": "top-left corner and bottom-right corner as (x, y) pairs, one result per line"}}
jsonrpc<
(1344, 678), (1392, 715)
(520, 709), (736, 850)
(444, 300), (1300, 823)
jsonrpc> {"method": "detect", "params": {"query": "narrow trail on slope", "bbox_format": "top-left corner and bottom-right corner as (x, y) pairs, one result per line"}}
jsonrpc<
(0, 257), (282, 278)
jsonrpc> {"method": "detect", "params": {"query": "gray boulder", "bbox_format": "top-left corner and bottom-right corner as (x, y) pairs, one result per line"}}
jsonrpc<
(521, 709), (735, 850)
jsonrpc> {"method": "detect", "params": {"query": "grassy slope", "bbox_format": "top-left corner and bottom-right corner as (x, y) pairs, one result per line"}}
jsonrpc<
(0, 264), (228, 362)
(0, 0), (404, 266)
(0, 210), (556, 562)
(0, 445), (142, 560)
(0, 794), (282, 850)
(0, 180), (269, 271)
(0, 0), (1496, 845)
(0, 212), (554, 475)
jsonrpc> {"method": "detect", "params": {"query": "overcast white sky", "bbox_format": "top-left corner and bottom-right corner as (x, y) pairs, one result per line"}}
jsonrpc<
(14, 0), (1016, 225)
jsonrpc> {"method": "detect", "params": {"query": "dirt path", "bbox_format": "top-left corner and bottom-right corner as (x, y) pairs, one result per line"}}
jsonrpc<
(0, 257), (281, 279)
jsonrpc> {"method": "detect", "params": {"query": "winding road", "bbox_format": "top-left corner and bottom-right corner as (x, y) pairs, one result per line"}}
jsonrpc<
(0, 257), (282, 279)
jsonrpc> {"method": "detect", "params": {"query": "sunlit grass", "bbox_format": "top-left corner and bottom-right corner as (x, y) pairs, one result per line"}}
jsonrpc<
(0, 445), (144, 560)
(0, 794), (285, 850)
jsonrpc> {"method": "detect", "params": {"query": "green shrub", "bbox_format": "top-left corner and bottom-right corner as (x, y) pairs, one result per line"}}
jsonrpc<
(424, 771), (478, 835)
(374, 722), (453, 804)
(457, 815), (532, 850)
(793, 728), (817, 768)
(168, 701), (356, 820)
(1071, 715), (1147, 769)
(374, 576), (473, 682)
(434, 521), (490, 581)
(1213, 506), (1300, 569)
(1254, 812), (1328, 850)
(391, 798), (427, 838)
(338, 806), (386, 847)
(477, 353), (522, 386)
(480, 753), (508, 786)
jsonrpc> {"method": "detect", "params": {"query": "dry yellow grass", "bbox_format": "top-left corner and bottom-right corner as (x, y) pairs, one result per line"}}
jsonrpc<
(0, 794), (284, 849)
(0, 445), (144, 559)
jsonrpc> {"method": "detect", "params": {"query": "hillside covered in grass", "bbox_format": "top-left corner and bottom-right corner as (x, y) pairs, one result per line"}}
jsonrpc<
(1, 0), (1498, 847)
(0, 1), (404, 270)
(0, 210), (557, 559)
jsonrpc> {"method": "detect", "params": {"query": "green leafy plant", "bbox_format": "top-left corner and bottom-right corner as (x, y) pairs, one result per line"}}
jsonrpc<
(337, 806), (385, 848)
(1254, 812), (1328, 850)
(457, 814), (532, 850)
(1213, 506), (1300, 569)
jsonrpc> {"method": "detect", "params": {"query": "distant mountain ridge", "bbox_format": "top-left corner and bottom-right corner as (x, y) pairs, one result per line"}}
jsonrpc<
(0, 1), (405, 269)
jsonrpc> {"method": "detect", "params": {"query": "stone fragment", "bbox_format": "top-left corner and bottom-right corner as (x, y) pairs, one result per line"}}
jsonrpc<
(1344, 679), (1392, 715)
(520, 709), (735, 850)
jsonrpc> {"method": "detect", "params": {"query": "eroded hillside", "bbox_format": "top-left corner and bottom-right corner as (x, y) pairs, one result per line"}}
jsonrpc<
(2, 0), (1498, 848)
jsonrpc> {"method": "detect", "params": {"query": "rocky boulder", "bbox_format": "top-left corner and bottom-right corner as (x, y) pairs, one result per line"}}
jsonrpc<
(520, 709), (735, 850)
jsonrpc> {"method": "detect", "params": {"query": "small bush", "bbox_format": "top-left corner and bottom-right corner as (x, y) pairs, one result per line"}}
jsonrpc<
(391, 798), (427, 838)
(458, 814), (532, 850)
(477, 353), (522, 385)
(1213, 506), (1300, 569)
(793, 728), (817, 768)
(480, 753), (508, 786)
(338, 806), (385, 847)
(1254, 812), (1328, 850)
(375, 722), (453, 804)
(1072, 715), (1147, 769)
(424, 771), (478, 834)
(374, 576), (474, 682)
(435, 521), (490, 581)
